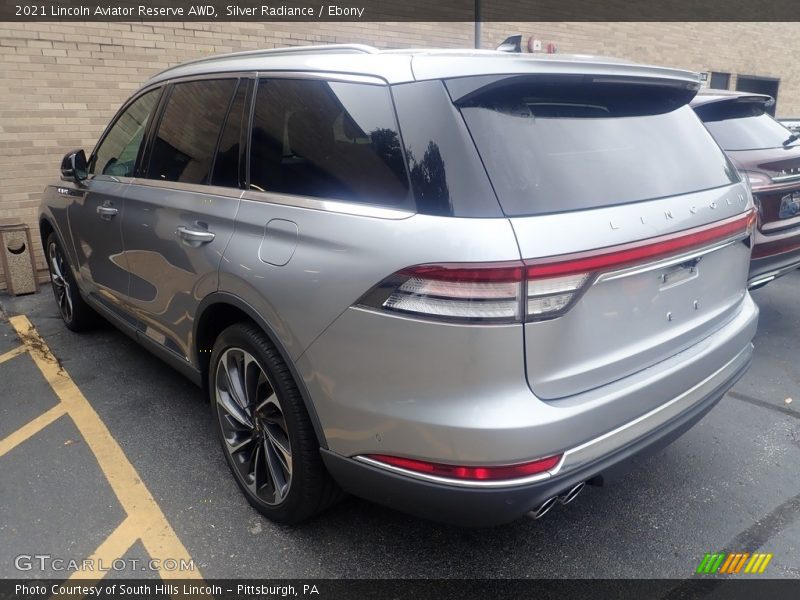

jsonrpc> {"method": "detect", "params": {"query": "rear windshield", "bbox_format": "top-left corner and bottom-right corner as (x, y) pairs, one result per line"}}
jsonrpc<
(455, 79), (739, 217)
(694, 101), (799, 151)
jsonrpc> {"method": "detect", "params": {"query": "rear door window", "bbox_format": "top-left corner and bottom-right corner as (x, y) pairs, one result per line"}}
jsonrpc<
(454, 77), (739, 216)
(249, 78), (411, 208)
(145, 79), (238, 184)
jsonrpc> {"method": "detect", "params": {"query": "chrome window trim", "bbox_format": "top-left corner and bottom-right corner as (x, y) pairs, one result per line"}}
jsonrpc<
(87, 175), (134, 185)
(129, 178), (244, 200)
(596, 235), (747, 283)
(241, 190), (414, 220)
(551, 342), (753, 475)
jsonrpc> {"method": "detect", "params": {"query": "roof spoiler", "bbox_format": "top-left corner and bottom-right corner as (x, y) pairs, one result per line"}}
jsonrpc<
(694, 93), (775, 110)
(496, 35), (523, 53)
(730, 94), (775, 108)
(447, 73), (701, 106)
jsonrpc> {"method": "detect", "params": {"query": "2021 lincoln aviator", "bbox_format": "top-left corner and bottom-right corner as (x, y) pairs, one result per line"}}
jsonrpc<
(40, 45), (758, 525)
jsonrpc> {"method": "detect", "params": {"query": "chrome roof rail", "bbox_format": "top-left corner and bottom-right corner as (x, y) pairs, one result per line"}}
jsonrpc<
(154, 44), (380, 78)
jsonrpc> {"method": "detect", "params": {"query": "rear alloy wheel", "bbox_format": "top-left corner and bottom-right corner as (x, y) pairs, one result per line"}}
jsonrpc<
(215, 347), (293, 506)
(210, 323), (342, 523)
(45, 233), (96, 332)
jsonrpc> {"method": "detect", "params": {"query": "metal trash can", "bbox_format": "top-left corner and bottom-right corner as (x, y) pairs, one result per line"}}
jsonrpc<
(0, 219), (39, 296)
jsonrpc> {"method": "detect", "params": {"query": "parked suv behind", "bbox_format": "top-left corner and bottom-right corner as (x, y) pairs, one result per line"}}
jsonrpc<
(692, 90), (800, 288)
(41, 46), (758, 525)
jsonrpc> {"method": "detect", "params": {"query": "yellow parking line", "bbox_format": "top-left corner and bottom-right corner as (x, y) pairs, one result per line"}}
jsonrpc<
(0, 404), (67, 458)
(0, 344), (27, 365)
(8, 315), (202, 581)
(67, 518), (138, 581)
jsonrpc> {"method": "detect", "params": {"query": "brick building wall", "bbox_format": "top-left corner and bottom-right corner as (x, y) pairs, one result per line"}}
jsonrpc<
(0, 21), (797, 288)
(0, 21), (472, 287)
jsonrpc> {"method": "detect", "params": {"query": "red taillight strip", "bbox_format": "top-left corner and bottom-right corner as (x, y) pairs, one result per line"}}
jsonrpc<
(398, 262), (524, 283)
(526, 209), (756, 279)
(364, 454), (562, 482)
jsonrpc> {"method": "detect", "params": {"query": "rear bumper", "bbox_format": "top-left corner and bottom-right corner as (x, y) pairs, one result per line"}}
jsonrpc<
(749, 245), (800, 288)
(322, 342), (753, 526)
(301, 293), (758, 466)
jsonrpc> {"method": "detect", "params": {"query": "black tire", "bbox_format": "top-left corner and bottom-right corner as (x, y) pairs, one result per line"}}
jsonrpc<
(209, 322), (343, 524)
(45, 233), (97, 332)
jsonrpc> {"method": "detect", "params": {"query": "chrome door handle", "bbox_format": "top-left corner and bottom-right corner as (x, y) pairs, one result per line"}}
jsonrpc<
(96, 205), (118, 220)
(176, 226), (215, 244)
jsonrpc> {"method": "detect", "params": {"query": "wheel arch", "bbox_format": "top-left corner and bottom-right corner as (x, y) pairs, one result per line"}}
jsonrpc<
(194, 292), (329, 449)
(38, 216), (55, 250)
(39, 215), (79, 283)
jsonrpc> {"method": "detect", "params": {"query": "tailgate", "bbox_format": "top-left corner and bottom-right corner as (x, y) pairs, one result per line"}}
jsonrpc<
(512, 185), (753, 399)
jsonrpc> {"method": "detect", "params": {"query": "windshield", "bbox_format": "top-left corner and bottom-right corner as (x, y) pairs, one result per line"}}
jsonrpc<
(456, 80), (739, 217)
(694, 101), (797, 151)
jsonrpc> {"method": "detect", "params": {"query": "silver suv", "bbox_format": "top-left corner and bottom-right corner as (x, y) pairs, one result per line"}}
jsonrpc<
(41, 45), (759, 525)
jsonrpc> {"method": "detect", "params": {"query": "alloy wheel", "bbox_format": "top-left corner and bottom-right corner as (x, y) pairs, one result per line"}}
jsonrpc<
(48, 241), (73, 323)
(214, 347), (292, 506)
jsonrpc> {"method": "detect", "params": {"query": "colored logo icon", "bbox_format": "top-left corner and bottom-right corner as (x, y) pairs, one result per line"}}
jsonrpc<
(696, 552), (773, 574)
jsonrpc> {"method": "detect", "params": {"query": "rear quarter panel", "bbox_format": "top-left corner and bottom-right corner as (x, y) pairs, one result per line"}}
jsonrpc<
(218, 193), (522, 361)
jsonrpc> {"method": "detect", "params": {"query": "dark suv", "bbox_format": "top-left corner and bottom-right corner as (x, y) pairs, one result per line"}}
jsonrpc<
(692, 90), (800, 288)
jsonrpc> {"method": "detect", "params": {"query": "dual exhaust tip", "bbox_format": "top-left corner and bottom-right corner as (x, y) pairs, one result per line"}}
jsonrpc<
(527, 482), (586, 520)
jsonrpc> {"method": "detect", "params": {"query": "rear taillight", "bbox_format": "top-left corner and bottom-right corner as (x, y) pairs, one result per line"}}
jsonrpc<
(357, 262), (524, 324)
(356, 210), (755, 324)
(364, 454), (562, 481)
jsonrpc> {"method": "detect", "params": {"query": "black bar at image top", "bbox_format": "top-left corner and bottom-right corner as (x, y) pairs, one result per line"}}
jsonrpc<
(2, 0), (800, 22)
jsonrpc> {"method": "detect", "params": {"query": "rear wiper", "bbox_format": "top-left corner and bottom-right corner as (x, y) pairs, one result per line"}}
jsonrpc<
(783, 132), (800, 147)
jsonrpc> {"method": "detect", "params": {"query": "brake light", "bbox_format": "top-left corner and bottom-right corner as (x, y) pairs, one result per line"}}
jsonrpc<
(356, 210), (755, 323)
(365, 454), (562, 481)
(525, 211), (755, 279)
(364, 262), (523, 324)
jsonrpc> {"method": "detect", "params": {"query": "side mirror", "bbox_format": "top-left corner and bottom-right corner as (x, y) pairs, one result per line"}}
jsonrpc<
(60, 149), (88, 183)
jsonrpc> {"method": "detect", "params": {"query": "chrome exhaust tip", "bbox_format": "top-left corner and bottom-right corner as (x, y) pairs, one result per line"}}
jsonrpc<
(558, 482), (586, 505)
(748, 275), (775, 290)
(527, 496), (558, 520)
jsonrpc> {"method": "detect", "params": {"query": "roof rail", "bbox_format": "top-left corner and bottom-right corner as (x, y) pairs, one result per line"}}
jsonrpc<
(155, 44), (380, 78)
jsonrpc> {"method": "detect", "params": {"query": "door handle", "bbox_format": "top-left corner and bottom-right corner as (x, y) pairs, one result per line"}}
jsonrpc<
(96, 204), (118, 220)
(176, 226), (216, 244)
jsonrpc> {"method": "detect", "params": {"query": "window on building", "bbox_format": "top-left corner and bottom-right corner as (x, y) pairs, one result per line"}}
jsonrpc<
(709, 72), (730, 90)
(146, 79), (238, 184)
(90, 88), (160, 178)
(249, 79), (411, 207)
